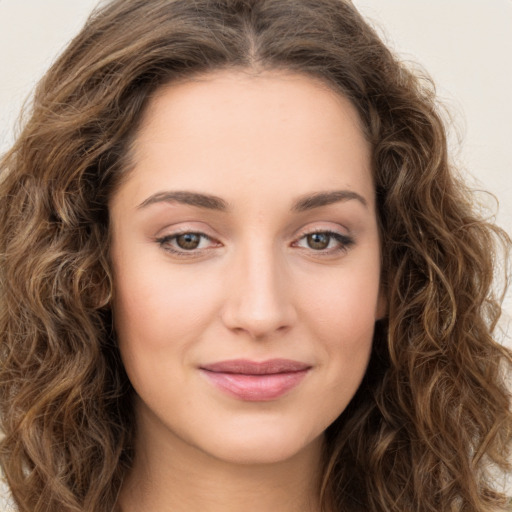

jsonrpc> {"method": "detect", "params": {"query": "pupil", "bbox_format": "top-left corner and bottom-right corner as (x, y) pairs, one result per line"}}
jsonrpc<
(177, 233), (200, 250)
(308, 233), (329, 250)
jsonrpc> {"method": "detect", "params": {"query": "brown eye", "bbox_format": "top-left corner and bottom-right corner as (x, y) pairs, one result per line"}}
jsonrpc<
(306, 233), (330, 250)
(294, 230), (354, 254)
(156, 231), (219, 256)
(176, 233), (201, 250)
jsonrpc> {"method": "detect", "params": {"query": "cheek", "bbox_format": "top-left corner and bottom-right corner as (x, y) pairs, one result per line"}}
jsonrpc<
(300, 256), (381, 335)
(309, 296), (375, 427)
(298, 258), (379, 388)
(111, 258), (225, 409)
(113, 263), (222, 350)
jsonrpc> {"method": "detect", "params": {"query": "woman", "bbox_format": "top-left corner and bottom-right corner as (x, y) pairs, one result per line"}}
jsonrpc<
(0, 0), (510, 511)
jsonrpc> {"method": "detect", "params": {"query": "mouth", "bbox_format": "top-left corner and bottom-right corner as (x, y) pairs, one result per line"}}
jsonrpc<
(199, 359), (311, 401)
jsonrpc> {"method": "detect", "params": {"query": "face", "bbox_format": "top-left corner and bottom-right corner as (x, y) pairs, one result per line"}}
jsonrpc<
(110, 70), (385, 466)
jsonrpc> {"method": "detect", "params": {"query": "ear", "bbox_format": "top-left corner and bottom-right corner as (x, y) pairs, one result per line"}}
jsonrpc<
(375, 288), (387, 320)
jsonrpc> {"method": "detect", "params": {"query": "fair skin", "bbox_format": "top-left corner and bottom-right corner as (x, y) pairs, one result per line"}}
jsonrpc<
(110, 69), (384, 512)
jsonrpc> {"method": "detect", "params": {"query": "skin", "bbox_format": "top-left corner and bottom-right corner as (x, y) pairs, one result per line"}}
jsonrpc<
(110, 69), (385, 512)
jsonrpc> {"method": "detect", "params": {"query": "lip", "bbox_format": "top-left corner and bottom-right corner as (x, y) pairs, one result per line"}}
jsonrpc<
(200, 359), (311, 401)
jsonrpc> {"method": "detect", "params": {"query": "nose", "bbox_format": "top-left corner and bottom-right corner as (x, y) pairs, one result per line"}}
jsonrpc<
(220, 242), (297, 339)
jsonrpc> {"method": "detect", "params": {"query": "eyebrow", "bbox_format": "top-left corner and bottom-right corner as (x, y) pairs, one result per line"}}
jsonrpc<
(292, 190), (368, 211)
(137, 189), (368, 212)
(137, 191), (228, 211)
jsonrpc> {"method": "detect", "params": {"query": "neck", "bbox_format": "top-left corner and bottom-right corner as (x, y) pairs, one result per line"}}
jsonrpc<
(118, 407), (325, 512)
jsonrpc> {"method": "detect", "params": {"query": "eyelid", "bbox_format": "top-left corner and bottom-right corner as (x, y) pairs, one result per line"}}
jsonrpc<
(154, 223), (355, 258)
(291, 225), (355, 255)
(155, 229), (221, 258)
(293, 222), (351, 241)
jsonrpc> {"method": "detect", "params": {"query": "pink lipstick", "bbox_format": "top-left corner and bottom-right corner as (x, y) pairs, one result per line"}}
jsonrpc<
(200, 359), (310, 401)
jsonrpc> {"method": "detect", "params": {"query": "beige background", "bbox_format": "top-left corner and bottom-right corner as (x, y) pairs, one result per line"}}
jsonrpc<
(1, 0), (510, 234)
(0, 0), (510, 333)
(0, 1), (511, 315)
(1, 0), (511, 227)
(0, 1), (511, 505)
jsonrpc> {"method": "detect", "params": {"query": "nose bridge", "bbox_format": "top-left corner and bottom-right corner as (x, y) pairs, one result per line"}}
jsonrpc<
(221, 236), (295, 337)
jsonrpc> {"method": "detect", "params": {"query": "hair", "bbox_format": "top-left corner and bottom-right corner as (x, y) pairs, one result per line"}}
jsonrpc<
(0, 0), (511, 511)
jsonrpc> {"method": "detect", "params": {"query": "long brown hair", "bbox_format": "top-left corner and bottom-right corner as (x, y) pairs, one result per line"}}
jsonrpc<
(1, 1), (510, 510)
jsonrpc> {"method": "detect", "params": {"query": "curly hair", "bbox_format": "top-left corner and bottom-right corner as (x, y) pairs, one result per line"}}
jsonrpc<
(0, 0), (511, 511)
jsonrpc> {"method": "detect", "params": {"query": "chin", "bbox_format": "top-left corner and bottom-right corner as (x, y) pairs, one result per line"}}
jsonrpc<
(196, 423), (324, 466)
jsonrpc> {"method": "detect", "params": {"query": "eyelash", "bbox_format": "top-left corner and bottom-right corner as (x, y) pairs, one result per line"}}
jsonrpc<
(292, 230), (355, 256)
(155, 229), (354, 258)
(155, 231), (218, 257)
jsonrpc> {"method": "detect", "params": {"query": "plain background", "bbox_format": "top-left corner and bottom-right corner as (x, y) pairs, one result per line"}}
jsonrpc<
(0, 0), (510, 327)
(0, 1), (511, 503)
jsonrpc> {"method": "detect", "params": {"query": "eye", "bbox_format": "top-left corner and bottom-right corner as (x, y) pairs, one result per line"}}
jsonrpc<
(294, 230), (354, 253)
(156, 231), (218, 255)
(303, 232), (331, 250)
(175, 233), (203, 250)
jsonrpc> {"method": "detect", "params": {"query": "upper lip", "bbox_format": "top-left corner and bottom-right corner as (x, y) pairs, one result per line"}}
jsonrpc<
(200, 359), (311, 375)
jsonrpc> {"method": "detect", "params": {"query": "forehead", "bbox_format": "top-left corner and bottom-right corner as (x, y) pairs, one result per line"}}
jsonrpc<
(139, 69), (363, 132)
(117, 69), (374, 211)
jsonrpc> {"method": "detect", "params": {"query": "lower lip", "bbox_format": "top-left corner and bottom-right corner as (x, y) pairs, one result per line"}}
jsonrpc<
(201, 369), (309, 401)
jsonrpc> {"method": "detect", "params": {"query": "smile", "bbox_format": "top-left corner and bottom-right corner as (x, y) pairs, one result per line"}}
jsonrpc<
(200, 359), (311, 401)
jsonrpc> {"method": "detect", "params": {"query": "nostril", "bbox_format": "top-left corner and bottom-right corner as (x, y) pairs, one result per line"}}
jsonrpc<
(220, 294), (296, 339)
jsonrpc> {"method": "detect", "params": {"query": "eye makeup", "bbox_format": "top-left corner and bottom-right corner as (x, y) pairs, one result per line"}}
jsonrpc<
(154, 227), (355, 260)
